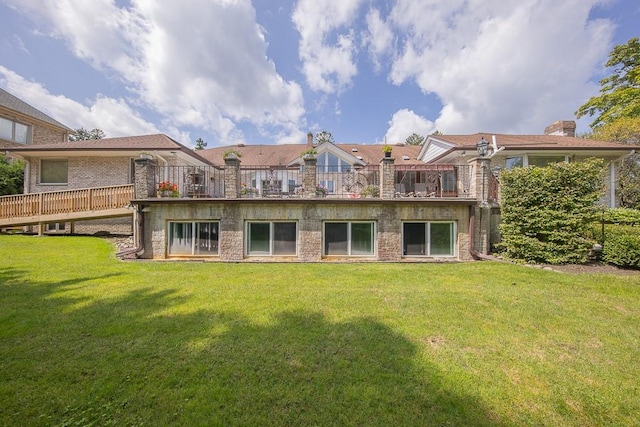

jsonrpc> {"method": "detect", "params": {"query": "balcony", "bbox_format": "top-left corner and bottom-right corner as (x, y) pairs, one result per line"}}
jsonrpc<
(150, 164), (474, 200)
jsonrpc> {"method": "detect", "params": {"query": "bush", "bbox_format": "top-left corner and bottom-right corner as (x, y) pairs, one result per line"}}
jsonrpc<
(602, 225), (640, 268)
(0, 155), (24, 195)
(498, 158), (605, 264)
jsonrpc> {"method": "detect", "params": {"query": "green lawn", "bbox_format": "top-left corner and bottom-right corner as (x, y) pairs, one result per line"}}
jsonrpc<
(1, 235), (639, 426)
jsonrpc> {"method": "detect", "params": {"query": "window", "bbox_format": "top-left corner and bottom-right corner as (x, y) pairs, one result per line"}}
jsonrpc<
(324, 222), (375, 256)
(247, 222), (297, 256)
(168, 222), (219, 256)
(506, 156), (523, 169)
(0, 117), (30, 144)
(528, 155), (566, 168)
(40, 159), (68, 184)
(403, 222), (456, 257)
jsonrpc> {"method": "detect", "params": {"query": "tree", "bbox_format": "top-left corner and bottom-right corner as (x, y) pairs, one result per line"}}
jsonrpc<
(405, 133), (425, 146)
(576, 38), (640, 129)
(0, 155), (24, 195)
(69, 127), (106, 141)
(194, 138), (208, 150)
(585, 116), (640, 145)
(315, 131), (334, 144)
(618, 153), (640, 209)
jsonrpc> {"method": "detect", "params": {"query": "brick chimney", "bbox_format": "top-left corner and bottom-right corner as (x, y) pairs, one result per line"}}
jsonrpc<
(544, 120), (576, 137)
(307, 132), (314, 147)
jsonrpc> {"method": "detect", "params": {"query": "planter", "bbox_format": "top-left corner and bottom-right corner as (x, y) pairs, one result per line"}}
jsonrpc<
(384, 151), (391, 158)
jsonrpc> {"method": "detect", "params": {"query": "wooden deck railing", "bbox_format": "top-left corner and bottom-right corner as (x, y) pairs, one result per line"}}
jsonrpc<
(0, 184), (134, 221)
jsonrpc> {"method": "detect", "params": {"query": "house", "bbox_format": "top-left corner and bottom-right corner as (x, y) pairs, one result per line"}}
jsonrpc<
(1, 88), (71, 148)
(121, 126), (636, 262)
(1, 89), (637, 261)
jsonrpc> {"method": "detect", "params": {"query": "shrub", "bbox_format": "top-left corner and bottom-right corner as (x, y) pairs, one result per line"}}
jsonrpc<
(498, 158), (605, 264)
(602, 225), (640, 268)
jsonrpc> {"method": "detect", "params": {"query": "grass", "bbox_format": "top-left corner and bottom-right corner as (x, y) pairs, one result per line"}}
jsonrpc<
(0, 235), (639, 426)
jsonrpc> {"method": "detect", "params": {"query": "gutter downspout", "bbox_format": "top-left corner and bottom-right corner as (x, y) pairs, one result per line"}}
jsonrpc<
(116, 204), (145, 259)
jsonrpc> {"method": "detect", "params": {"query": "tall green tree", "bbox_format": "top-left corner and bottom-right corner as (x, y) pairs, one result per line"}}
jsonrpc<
(194, 138), (208, 150)
(315, 131), (334, 144)
(405, 133), (425, 146)
(69, 128), (106, 141)
(576, 38), (640, 129)
(0, 155), (24, 195)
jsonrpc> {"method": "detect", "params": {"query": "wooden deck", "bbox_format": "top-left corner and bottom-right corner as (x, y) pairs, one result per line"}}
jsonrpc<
(0, 184), (134, 228)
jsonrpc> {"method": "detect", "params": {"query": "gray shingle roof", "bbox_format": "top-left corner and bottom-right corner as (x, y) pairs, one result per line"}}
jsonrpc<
(0, 88), (72, 131)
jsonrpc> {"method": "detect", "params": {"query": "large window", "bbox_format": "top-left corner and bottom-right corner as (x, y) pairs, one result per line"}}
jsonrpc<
(324, 222), (375, 256)
(247, 222), (297, 256)
(168, 222), (219, 256)
(0, 117), (29, 144)
(527, 155), (566, 168)
(403, 222), (456, 257)
(40, 159), (68, 184)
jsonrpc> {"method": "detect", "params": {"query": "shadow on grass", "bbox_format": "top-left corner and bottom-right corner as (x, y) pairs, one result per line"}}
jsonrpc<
(1, 270), (504, 426)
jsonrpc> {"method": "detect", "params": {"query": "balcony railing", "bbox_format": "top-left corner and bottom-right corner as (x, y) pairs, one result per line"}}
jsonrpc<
(151, 164), (473, 199)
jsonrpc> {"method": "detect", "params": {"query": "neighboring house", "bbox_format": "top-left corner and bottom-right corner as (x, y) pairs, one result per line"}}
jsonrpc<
(0, 88), (71, 148)
(3, 134), (211, 234)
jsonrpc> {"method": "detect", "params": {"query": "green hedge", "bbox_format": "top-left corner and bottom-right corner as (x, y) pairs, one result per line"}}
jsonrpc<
(498, 158), (605, 264)
(602, 225), (640, 268)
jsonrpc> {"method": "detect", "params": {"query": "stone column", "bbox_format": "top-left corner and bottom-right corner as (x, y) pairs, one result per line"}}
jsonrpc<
(302, 155), (317, 198)
(134, 158), (157, 199)
(472, 157), (492, 254)
(224, 155), (241, 198)
(380, 157), (395, 199)
(472, 157), (491, 204)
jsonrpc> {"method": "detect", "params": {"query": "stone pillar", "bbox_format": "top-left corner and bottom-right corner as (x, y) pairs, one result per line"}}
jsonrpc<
(302, 155), (317, 198)
(134, 158), (157, 199)
(380, 157), (395, 199)
(472, 157), (492, 254)
(224, 155), (241, 198)
(472, 157), (491, 204)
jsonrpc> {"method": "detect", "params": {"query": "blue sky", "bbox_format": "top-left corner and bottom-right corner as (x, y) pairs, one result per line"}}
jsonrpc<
(0, 0), (638, 148)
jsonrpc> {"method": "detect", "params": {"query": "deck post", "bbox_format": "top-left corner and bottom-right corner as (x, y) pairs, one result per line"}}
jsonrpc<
(223, 154), (241, 198)
(134, 158), (156, 199)
(302, 155), (317, 198)
(380, 157), (395, 199)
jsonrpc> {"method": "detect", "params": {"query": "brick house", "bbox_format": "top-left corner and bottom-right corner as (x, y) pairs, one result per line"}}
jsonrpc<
(1, 88), (71, 148)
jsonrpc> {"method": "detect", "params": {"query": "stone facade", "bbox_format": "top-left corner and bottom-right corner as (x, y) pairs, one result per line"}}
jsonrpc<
(140, 200), (473, 261)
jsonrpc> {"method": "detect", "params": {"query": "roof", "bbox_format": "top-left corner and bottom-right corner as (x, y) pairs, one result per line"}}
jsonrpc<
(4, 133), (211, 164)
(0, 88), (72, 131)
(199, 143), (424, 166)
(432, 133), (638, 150)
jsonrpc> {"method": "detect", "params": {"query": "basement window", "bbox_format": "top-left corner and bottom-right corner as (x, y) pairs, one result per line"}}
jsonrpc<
(324, 222), (375, 256)
(168, 221), (219, 256)
(402, 222), (456, 257)
(247, 221), (297, 256)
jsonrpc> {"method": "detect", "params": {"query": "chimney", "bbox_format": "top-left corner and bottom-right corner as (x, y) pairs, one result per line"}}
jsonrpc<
(307, 132), (314, 147)
(544, 120), (576, 137)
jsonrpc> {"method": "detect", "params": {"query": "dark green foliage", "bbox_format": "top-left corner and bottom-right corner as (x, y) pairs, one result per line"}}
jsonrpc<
(603, 207), (640, 225)
(498, 159), (605, 264)
(0, 155), (24, 195)
(602, 225), (640, 268)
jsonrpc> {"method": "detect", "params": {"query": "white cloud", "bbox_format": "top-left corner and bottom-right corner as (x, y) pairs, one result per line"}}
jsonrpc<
(363, 8), (394, 72)
(379, 0), (614, 133)
(4, 0), (305, 144)
(292, 0), (364, 93)
(385, 109), (436, 144)
(0, 66), (160, 137)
